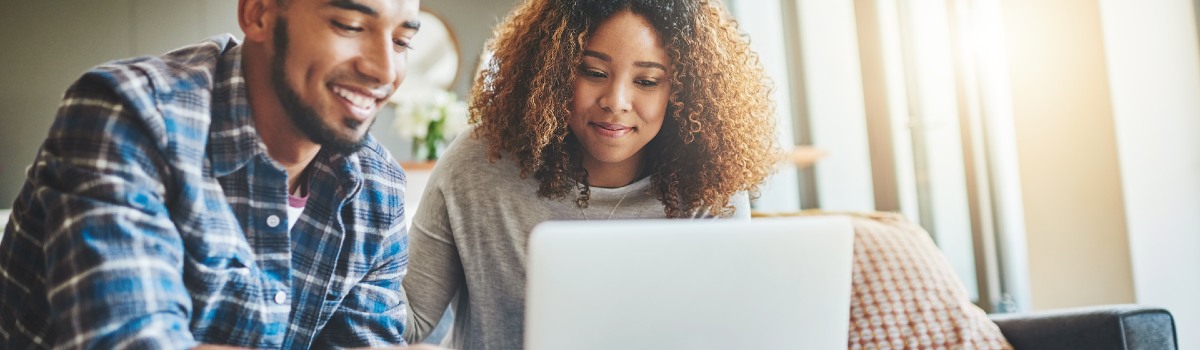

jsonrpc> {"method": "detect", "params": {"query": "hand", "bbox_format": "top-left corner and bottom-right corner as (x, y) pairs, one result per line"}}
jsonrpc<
(353, 345), (451, 350)
(198, 344), (450, 350)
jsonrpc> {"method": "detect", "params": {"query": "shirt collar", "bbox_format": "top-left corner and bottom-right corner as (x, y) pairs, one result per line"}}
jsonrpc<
(206, 39), (365, 198)
(208, 42), (267, 177)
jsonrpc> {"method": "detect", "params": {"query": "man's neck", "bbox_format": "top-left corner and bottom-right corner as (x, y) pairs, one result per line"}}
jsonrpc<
(242, 44), (320, 195)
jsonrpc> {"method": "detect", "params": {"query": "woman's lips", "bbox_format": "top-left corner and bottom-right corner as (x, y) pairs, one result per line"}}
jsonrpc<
(589, 121), (634, 138)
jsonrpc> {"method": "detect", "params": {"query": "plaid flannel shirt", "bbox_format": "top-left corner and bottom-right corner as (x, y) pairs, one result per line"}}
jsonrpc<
(0, 35), (410, 349)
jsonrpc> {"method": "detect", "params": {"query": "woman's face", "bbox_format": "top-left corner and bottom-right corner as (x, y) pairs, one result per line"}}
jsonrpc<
(568, 9), (672, 182)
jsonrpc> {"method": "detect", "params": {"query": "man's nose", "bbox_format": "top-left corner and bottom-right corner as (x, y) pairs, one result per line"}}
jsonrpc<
(357, 36), (400, 86)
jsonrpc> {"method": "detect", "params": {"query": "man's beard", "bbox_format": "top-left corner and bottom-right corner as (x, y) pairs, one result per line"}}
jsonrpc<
(271, 17), (372, 154)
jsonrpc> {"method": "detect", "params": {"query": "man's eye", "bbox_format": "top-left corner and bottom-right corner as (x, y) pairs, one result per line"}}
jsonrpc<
(394, 39), (414, 51)
(332, 21), (363, 33)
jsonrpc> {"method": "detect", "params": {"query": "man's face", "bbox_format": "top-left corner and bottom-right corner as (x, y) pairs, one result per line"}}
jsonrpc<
(270, 0), (420, 153)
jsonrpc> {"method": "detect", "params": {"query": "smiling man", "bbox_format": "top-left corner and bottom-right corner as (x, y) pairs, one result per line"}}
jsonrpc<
(0, 0), (431, 348)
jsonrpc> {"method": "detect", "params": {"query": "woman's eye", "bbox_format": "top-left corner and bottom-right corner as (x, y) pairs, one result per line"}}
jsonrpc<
(332, 21), (363, 33)
(636, 79), (659, 87)
(580, 68), (607, 79)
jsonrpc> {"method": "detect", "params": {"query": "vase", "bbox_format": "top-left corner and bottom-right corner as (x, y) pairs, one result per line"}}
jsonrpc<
(412, 137), (448, 162)
(411, 117), (448, 161)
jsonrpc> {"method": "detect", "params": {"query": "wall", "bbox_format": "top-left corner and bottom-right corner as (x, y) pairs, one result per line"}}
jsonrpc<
(0, 1), (236, 207)
(727, 0), (802, 211)
(1098, 0), (1200, 346)
(792, 0), (877, 211)
(999, 0), (1136, 309)
(0, 0), (517, 205)
(421, 0), (518, 97)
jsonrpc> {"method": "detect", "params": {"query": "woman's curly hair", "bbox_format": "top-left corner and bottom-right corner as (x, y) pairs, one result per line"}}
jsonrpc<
(470, 0), (779, 217)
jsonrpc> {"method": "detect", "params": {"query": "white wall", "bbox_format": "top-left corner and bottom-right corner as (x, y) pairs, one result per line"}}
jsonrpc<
(1098, 0), (1200, 347)
(999, 0), (1136, 310)
(793, 0), (877, 211)
(0, 1), (242, 207)
(728, 0), (802, 212)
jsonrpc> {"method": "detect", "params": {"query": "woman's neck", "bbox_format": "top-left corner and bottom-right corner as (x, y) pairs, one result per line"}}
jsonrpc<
(581, 151), (645, 188)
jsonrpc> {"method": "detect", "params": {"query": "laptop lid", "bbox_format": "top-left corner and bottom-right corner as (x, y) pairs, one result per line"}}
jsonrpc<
(524, 216), (855, 350)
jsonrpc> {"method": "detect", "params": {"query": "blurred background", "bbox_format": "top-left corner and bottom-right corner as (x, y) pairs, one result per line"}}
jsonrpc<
(0, 0), (1197, 347)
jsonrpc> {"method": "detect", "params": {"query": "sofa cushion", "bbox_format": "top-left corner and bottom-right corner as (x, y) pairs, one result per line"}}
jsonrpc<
(756, 211), (1012, 349)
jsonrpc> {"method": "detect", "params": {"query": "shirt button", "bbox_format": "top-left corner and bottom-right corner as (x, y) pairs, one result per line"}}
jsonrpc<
(274, 290), (287, 304)
(266, 215), (281, 228)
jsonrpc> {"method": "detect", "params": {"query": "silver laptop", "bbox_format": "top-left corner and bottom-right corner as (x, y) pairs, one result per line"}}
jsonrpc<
(525, 216), (855, 350)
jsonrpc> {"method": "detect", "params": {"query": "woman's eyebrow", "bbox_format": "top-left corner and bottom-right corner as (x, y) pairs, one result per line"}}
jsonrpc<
(583, 50), (667, 72)
(583, 50), (611, 61)
(635, 61), (668, 72)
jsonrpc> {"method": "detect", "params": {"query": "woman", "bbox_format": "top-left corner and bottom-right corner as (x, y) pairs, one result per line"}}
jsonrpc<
(402, 0), (778, 348)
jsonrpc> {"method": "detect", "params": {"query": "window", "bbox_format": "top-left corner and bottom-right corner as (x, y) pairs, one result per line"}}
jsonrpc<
(751, 0), (1031, 313)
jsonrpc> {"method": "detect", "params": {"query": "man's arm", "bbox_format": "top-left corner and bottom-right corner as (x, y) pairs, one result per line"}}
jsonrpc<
(314, 222), (410, 347)
(32, 76), (196, 348)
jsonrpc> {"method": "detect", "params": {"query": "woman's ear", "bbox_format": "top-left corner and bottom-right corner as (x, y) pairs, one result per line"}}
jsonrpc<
(239, 0), (275, 43)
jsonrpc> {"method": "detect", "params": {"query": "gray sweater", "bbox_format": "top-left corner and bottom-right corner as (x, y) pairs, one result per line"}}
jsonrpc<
(401, 134), (749, 349)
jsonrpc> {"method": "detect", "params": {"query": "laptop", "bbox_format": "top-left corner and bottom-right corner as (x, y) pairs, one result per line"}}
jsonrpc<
(524, 216), (855, 350)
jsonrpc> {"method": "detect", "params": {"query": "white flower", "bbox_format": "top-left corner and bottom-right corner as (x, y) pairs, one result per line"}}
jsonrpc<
(442, 99), (470, 138)
(390, 90), (471, 159)
(392, 99), (429, 139)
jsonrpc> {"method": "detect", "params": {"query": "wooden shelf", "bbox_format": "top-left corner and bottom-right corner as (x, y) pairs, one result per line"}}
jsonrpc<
(399, 160), (438, 171)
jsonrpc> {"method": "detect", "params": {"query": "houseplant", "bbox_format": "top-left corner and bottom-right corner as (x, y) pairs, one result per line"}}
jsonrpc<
(391, 90), (470, 161)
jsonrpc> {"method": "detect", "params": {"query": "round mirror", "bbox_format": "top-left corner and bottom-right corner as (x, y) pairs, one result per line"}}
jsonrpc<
(392, 8), (461, 101)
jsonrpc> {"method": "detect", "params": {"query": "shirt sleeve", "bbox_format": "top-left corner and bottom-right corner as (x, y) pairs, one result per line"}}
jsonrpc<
(314, 219), (410, 348)
(34, 75), (197, 349)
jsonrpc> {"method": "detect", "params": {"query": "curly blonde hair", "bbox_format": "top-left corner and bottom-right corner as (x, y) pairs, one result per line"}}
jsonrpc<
(470, 0), (779, 217)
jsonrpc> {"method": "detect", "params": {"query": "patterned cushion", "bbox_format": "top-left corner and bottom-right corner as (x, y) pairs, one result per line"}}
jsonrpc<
(755, 211), (1012, 349)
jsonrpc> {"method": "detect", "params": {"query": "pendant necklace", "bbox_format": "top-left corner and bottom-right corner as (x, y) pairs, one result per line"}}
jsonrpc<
(581, 191), (630, 220)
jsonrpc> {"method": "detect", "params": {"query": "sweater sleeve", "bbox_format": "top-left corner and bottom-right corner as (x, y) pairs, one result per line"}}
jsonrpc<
(401, 161), (465, 343)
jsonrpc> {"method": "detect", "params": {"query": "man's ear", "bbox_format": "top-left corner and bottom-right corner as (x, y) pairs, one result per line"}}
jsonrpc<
(239, 0), (275, 43)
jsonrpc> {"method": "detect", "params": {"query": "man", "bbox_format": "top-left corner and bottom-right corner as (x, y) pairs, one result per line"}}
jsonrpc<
(0, 0), (440, 348)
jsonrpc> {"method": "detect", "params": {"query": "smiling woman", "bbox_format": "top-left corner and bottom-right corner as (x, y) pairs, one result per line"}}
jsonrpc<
(400, 0), (780, 348)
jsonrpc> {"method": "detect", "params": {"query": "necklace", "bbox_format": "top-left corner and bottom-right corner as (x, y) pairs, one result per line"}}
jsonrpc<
(581, 191), (630, 220)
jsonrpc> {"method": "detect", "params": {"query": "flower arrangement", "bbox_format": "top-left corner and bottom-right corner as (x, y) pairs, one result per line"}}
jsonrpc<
(391, 90), (470, 161)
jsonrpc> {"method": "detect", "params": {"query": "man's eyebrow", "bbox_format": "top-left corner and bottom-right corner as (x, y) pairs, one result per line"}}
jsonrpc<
(401, 20), (420, 30)
(328, 0), (377, 17)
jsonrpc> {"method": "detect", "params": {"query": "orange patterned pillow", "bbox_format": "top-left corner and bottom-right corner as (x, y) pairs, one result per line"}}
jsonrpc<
(754, 211), (1012, 349)
(846, 213), (1011, 349)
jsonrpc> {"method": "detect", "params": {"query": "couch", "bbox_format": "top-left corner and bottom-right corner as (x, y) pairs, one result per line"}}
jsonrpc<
(753, 210), (1179, 350)
(990, 304), (1177, 350)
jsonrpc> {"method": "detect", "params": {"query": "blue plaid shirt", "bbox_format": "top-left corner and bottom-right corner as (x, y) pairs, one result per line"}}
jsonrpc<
(0, 35), (410, 349)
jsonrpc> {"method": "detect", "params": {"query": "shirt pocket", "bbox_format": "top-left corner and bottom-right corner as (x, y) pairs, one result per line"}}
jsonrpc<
(178, 207), (265, 319)
(181, 228), (274, 345)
